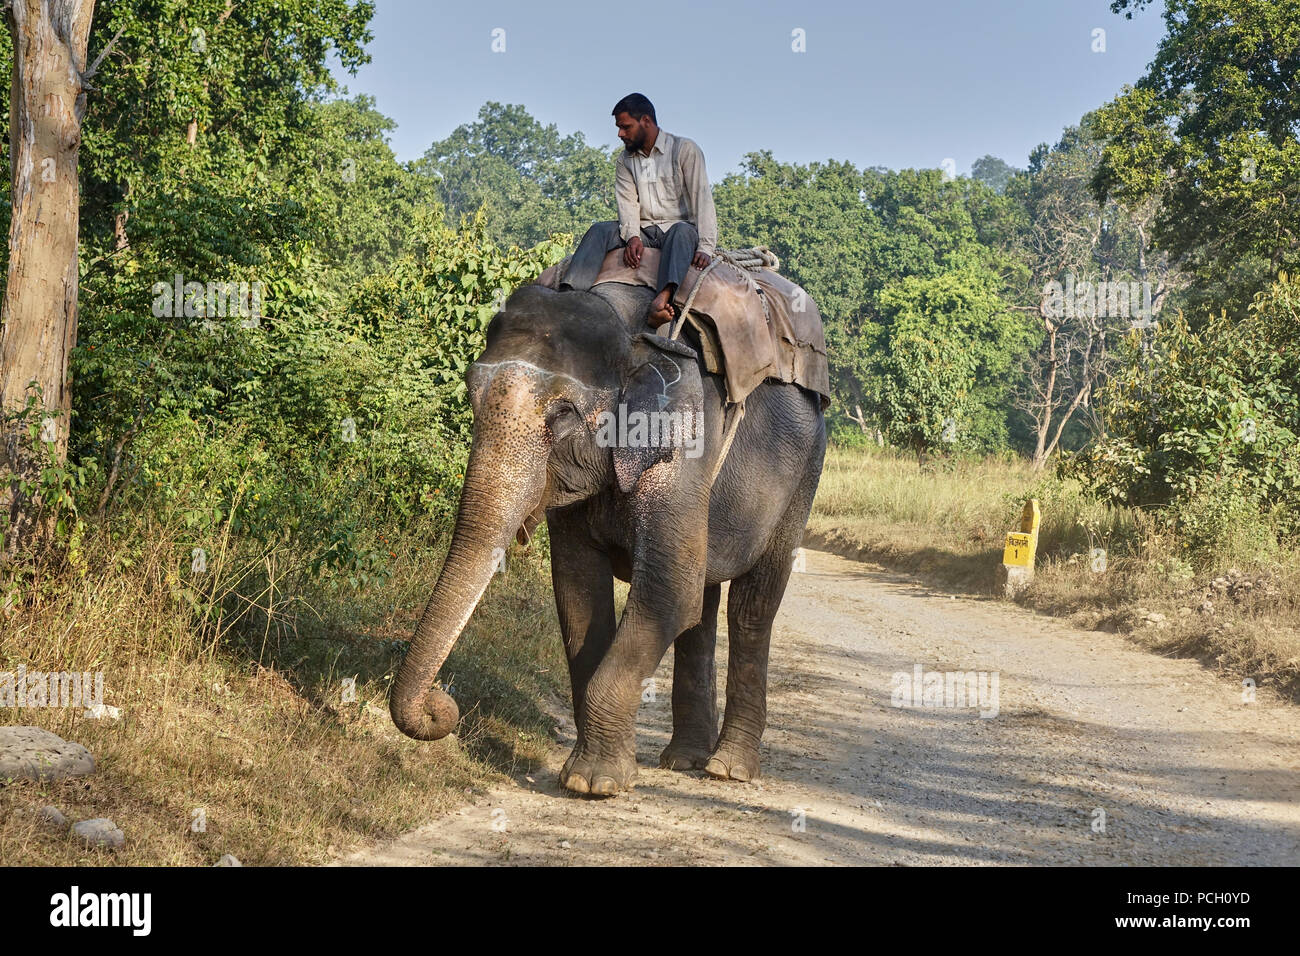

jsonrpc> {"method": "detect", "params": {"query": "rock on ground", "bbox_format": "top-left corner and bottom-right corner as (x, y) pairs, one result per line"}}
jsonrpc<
(39, 805), (68, 828)
(0, 726), (95, 783)
(72, 818), (125, 849)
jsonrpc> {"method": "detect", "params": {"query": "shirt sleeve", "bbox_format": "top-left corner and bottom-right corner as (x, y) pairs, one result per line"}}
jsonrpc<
(678, 138), (717, 255)
(615, 155), (640, 243)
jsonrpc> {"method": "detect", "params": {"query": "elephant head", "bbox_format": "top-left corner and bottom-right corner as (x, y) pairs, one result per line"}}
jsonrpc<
(389, 284), (706, 740)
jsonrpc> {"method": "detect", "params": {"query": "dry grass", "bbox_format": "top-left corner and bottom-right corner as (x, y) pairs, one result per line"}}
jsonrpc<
(808, 444), (1300, 699)
(0, 525), (566, 865)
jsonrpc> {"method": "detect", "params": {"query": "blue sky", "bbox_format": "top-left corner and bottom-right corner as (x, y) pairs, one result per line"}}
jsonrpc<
(330, 0), (1167, 177)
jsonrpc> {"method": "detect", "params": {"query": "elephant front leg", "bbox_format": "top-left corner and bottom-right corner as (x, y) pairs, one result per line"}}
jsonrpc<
(559, 670), (642, 796)
(549, 513), (616, 765)
(660, 583), (720, 771)
(561, 582), (696, 796)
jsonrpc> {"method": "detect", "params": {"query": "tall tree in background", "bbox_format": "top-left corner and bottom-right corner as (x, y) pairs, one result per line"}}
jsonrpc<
(1009, 120), (1184, 468)
(415, 102), (614, 249)
(714, 152), (1031, 452)
(311, 95), (441, 288)
(971, 155), (1019, 194)
(1095, 0), (1300, 317)
(0, 0), (97, 554)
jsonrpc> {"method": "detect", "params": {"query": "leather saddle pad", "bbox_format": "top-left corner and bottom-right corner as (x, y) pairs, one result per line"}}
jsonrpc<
(534, 247), (831, 409)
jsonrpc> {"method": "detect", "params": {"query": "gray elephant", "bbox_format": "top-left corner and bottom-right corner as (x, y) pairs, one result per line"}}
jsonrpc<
(390, 280), (827, 795)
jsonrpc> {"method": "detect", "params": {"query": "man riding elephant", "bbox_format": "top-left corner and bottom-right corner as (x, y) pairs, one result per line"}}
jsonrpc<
(561, 93), (717, 327)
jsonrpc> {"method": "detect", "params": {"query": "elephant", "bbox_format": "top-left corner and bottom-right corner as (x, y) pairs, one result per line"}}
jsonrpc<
(389, 278), (827, 796)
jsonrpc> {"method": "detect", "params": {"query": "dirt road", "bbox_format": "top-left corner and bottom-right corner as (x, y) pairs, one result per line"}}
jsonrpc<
(343, 548), (1300, 866)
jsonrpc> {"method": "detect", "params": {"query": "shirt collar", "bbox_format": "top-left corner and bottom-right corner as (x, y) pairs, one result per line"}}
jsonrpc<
(634, 129), (670, 159)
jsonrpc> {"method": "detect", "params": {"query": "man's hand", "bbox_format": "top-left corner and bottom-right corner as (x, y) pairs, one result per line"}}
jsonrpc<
(624, 236), (644, 269)
(693, 250), (712, 269)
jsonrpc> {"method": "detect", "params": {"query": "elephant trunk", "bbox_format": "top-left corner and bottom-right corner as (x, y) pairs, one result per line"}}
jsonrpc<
(390, 433), (547, 741)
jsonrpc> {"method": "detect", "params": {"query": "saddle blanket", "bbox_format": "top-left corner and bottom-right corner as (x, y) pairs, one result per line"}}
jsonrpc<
(534, 247), (831, 409)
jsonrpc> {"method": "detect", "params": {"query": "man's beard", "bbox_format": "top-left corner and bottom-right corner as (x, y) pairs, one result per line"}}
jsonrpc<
(626, 127), (647, 153)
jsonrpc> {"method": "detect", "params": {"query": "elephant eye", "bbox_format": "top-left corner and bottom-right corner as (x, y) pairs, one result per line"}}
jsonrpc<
(545, 401), (583, 442)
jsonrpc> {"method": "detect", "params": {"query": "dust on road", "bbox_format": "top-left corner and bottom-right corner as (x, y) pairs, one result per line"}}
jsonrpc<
(343, 548), (1300, 866)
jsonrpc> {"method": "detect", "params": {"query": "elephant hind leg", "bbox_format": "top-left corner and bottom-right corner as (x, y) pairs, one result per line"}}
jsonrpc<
(660, 583), (721, 770)
(705, 557), (787, 783)
(707, 456), (821, 782)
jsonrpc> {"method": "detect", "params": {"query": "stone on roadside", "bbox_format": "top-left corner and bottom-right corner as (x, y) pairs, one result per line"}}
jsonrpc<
(72, 818), (125, 849)
(0, 726), (95, 783)
(214, 853), (242, 866)
(998, 563), (1033, 598)
(39, 805), (68, 828)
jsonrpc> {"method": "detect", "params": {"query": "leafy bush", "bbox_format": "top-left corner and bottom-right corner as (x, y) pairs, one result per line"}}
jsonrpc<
(1074, 274), (1300, 556)
(871, 331), (976, 455)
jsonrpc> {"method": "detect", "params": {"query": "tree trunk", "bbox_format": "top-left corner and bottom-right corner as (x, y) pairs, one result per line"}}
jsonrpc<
(1031, 323), (1058, 471)
(0, 0), (96, 555)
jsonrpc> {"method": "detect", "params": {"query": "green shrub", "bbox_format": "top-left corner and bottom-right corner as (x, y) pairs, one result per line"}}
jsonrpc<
(1073, 274), (1300, 558)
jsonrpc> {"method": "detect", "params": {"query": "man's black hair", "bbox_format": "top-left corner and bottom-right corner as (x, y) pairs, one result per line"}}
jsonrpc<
(612, 93), (656, 124)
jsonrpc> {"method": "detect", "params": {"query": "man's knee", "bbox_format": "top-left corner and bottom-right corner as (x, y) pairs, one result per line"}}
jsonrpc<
(584, 220), (623, 246)
(665, 221), (698, 245)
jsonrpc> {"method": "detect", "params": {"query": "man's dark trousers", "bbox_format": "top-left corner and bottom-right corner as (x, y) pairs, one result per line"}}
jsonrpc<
(561, 220), (699, 294)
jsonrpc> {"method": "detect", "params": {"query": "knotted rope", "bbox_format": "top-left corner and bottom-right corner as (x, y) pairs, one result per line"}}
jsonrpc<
(712, 246), (780, 272)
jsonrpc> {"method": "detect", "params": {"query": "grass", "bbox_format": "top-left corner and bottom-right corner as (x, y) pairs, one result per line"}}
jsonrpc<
(5, 440), (1297, 865)
(0, 519), (567, 866)
(808, 443), (1300, 700)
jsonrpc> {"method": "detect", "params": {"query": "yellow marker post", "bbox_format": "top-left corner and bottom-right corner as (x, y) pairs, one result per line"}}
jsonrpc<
(1000, 499), (1040, 596)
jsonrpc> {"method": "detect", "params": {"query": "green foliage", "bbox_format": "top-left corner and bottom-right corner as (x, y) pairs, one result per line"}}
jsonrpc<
(415, 102), (616, 250)
(309, 95), (443, 287)
(1092, 0), (1300, 317)
(971, 155), (1020, 194)
(873, 268), (1037, 452)
(1073, 275), (1300, 554)
(873, 332), (975, 455)
(0, 11), (570, 625)
(240, 206), (567, 527)
(713, 153), (1030, 452)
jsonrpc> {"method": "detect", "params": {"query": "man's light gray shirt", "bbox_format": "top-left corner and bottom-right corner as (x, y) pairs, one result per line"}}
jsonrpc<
(615, 130), (718, 256)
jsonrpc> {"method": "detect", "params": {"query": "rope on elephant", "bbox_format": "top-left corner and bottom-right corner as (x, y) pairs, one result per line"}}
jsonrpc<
(667, 246), (778, 344)
(710, 401), (745, 485)
(712, 246), (780, 272)
(667, 256), (723, 343)
(667, 246), (767, 486)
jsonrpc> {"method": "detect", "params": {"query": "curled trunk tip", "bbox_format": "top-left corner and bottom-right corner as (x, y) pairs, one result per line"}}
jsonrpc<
(390, 684), (460, 741)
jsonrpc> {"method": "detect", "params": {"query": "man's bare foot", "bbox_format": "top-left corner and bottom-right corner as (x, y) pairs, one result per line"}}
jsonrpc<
(648, 287), (676, 326)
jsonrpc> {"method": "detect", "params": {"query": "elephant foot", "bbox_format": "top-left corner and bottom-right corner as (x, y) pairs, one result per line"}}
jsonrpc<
(659, 736), (715, 771)
(704, 742), (760, 782)
(560, 743), (637, 796)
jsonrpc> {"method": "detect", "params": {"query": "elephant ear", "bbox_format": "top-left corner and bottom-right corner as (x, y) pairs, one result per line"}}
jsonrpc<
(612, 333), (703, 494)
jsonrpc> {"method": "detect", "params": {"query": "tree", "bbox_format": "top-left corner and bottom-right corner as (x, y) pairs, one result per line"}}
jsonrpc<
(415, 102), (615, 249)
(873, 331), (976, 457)
(1073, 273), (1300, 556)
(713, 152), (1030, 450)
(873, 267), (1036, 452)
(971, 155), (1019, 194)
(1008, 118), (1185, 468)
(0, 0), (99, 555)
(1094, 0), (1300, 316)
(0, 1), (377, 540)
(310, 95), (441, 288)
